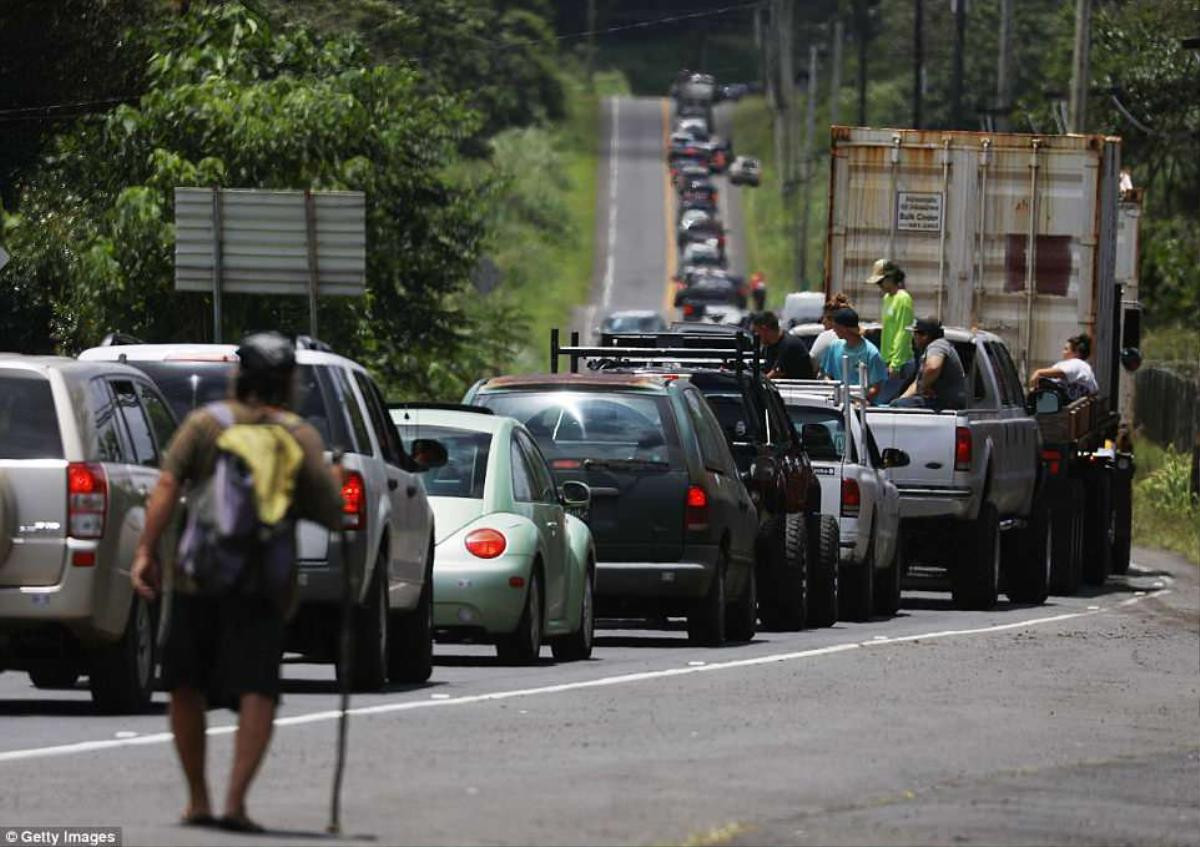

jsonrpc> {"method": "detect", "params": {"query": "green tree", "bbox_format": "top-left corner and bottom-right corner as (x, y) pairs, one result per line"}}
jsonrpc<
(0, 2), (520, 396)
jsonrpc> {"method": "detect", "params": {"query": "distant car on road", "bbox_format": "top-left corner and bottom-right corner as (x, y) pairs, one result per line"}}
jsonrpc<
(390, 406), (596, 664)
(729, 156), (762, 186)
(79, 340), (443, 690)
(599, 310), (668, 338)
(0, 354), (180, 712)
(680, 240), (725, 269)
(464, 372), (759, 647)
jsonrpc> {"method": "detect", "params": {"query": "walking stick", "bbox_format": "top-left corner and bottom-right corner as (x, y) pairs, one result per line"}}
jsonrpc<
(328, 449), (353, 835)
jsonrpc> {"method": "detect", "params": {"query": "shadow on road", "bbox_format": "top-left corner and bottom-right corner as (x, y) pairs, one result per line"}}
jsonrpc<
(0, 697), (167, 717)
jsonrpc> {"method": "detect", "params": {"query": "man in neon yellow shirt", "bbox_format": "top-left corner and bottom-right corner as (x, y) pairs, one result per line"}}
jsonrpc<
(869, 259), (915, 404)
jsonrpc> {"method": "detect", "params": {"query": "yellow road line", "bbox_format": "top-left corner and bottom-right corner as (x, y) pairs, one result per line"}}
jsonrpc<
(662, 97), (677, 315)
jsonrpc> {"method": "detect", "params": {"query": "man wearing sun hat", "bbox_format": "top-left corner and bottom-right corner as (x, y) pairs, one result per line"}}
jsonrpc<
(869, 258), (916, 404)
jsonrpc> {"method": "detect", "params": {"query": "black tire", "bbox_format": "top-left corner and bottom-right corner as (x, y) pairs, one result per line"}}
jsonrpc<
(497, 568), (543, 664)
(1049, 480), (1084, 595)
(839, 530), (875, 623)
(347, 554), (389, 692)
(952, 502), (1000, 611)
(89, 595), (155, 714)
(725, 562), (757, 643)
(759, 515), (807, 631)
(552, 566), (595, 662)
(687, 551), (727, 647)
(389, 545), (435, 683)
(28, 663), (79, 690)
(807, 515), (839, 628)
(1082, 468), (1114, 587)
(1110, 463), (1133, 576)
(874, 527), (904, 618)
(1005, 503), (1051, 605)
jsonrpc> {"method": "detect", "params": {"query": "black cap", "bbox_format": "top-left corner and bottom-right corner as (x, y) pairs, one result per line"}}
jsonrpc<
(831, 307), (859, 328)
(236, 331), (295, 375)
(910, 316), (943, 337)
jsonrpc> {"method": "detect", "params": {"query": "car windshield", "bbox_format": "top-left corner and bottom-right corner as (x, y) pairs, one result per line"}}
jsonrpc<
(127, 361), (335, 445)
(396, 425), (491, 499)
(0, 372), (63, 459)
(475, 391), (682, 468)
(786, 407), (846, 461)
(603, 314), (664, 333)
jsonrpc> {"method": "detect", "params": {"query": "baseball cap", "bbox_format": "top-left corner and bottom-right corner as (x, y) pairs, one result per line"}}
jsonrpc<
(831, 307), (860, 328)
(910, 316), (942, 336)
(867, 258), (904, 285)
(236, 331), (296, 375)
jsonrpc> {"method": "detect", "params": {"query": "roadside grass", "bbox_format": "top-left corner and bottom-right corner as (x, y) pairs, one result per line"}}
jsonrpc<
(486, 69), (629, 373)
(1143, 324), (1200, 375)
(1132, 439), (1199, 564)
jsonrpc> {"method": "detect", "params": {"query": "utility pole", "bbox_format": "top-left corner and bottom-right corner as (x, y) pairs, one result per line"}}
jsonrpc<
(772, 0), (799, 288)
(995, 0), (1013, 130)
(854, 0), (870, 125)
(912, 0), (923, 128)
(950, 0), (966, 127)
(830, 17), (844, 127)
(586, 0), (596, 91)
(1068, 0), (1092, 133)
(799, 43), (819, 289)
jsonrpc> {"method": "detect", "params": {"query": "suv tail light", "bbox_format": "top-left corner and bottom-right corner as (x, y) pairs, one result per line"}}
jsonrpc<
(341, 471), (366, 530)
(685, 485), (709, 531)
(954, 427), (972, 472)
(682, 304), (696, 317)
(465, 528), (506, 559)
(1041, 448), (1063, 476)
(841, 478), (861, 517)
(67, 462), (107, 539)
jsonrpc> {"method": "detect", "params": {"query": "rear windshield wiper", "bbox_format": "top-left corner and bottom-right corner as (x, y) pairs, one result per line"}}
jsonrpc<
(582, 458), (671, 471)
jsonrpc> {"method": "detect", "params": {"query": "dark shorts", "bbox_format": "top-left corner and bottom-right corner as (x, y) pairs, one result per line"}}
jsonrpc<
(161, 593), (286, 706)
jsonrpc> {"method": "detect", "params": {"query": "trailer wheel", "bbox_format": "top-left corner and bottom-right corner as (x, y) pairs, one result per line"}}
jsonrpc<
(953, 502), (999, 611)
(1005, 503), (1051, 605)
(1049, 480), (1084, 595)
(1082, 467), (1113, 587)
(1110, 459), (1133, 576)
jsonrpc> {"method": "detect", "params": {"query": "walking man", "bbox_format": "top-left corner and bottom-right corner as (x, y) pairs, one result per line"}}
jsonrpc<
(130, 332), (344, 833)
(819, 307), (888, 403)
(750, 310), (816, 379)
(894, 317), (968, 411)
(869, 259), (915, 404)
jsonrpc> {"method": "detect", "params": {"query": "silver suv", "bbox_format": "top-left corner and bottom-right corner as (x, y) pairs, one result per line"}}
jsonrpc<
(0, 355), (179, 712)
(78, 341), (439, 691)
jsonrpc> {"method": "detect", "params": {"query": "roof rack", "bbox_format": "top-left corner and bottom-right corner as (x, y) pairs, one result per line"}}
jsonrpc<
(549, 328), (762, 379)
(98, 332), (145, 347)
(772, 379), (866, 405)
(388, 402), (494, 416)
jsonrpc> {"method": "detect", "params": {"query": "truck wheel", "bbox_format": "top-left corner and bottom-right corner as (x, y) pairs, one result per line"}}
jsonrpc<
(344, 554), (390, 692)
(807, 515), (840, 627)
(1110, 462), (1133, 576)
(874, 528), (904, 618)
(725, 563), (757, 643)
(953, 502), (999, 611)
(687, 551), (727, 647)
(839, 532), (874, 623)
(1082, 468), (1113, 586)
(1005, 505), (1051, 605)
(1049, 480), (1083, 594)
(388, 544), (435, 683)
(759, 515), (807, 631)
(89, 595), (156, 714)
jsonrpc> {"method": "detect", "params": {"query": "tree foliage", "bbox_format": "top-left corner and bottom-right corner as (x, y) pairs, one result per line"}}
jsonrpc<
(0, 2), (518, 397)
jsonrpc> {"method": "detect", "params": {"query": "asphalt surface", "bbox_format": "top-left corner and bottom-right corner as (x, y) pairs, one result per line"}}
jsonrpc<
(1, 97), (1196, 846)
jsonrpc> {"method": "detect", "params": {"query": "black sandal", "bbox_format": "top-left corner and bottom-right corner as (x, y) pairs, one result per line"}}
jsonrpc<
(180, 812), (217, 827)
(218, 815), (266, 834)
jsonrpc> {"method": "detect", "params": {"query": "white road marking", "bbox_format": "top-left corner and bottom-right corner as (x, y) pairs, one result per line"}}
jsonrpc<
(600, 97), (620, 311)
(0, 591), (1173, 765)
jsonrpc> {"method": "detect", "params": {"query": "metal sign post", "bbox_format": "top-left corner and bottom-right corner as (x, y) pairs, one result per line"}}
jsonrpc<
(304, 189), (320, 338)
(210, 188), (224, 343)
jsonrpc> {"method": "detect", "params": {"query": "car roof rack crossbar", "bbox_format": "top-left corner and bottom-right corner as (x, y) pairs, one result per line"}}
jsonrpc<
(550, 328), (761, 379)
(772, 379), (866, 404)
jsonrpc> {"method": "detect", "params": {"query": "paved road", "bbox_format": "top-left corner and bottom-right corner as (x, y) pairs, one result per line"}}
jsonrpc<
(0, 552), (1195, 846)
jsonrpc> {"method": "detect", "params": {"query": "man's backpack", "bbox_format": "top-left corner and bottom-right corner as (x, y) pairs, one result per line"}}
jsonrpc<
(177, 402), (305, 603)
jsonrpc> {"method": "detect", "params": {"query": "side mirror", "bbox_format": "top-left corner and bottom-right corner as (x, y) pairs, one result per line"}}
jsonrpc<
(409, 438), (448, 472)
(1120, 346), (1142, 372)
(1026, 389), (1063, 416)
(559, 480), (591, 509)
(881, 448), (910, 469)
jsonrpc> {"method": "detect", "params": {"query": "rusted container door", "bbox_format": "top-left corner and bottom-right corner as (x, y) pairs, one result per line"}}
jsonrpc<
(827, 128), (1118, 385)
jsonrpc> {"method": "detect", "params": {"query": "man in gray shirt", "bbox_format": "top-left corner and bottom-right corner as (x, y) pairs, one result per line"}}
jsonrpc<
(892, 316), (967, 411)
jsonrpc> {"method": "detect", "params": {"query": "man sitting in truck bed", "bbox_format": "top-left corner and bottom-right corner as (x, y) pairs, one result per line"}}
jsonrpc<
(892, 316), (967, 411)
(1027, 333), (1099, 400)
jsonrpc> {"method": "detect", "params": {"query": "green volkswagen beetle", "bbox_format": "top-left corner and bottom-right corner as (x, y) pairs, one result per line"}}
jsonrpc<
(390, 405), (596, 664)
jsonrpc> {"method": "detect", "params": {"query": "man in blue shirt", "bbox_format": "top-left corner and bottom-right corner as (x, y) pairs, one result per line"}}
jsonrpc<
(820, 307), (888, 404)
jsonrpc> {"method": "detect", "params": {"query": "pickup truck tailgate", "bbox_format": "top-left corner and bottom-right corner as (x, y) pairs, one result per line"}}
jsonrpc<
(866, 408), (961, 490)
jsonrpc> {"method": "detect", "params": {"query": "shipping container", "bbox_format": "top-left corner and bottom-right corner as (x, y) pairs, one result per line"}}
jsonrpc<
(824, 127), (1140, 406)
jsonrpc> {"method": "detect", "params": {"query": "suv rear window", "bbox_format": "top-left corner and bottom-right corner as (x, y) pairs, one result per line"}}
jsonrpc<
(0, 372), (64, 459)
(475, 391), (682, 468)
(396, 425), (491, 499)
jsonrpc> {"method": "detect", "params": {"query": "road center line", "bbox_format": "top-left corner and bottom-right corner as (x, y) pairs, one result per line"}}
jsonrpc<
(0, 593), (1169, 765)
(600, 97), (620, 310)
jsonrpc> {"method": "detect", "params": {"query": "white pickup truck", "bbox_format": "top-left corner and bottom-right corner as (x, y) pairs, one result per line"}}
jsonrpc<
(864, 328), (1048, 610)
(774, 380), (905, 622)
